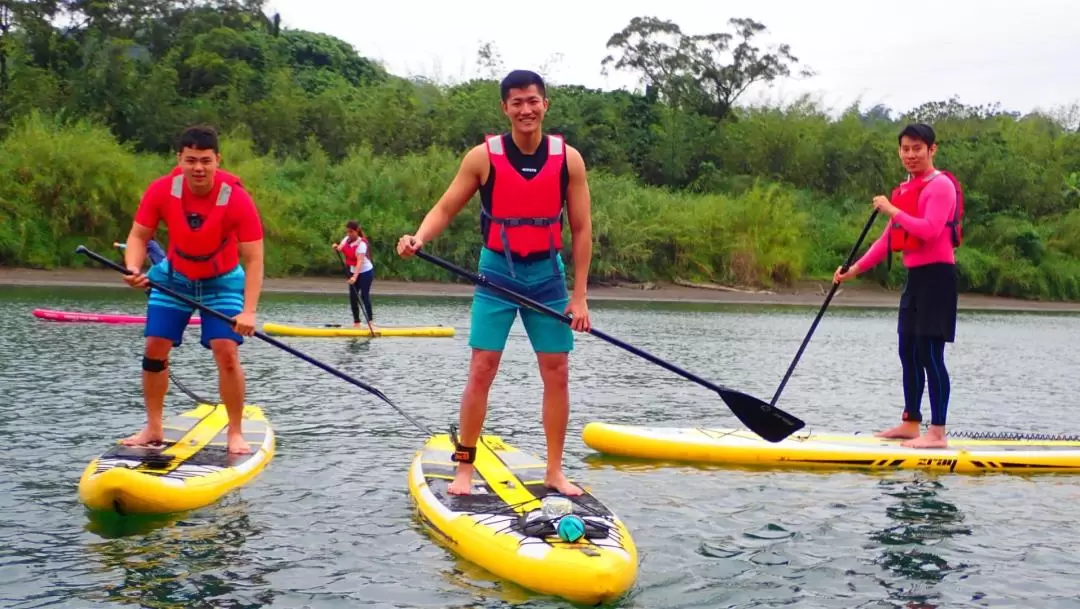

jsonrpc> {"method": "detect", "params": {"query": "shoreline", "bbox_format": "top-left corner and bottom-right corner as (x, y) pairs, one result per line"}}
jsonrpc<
(6, 266), (1080, 313)
(3, 267), (1080, 313)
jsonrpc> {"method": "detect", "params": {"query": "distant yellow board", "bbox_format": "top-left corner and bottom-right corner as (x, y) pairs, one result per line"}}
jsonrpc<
(582, 422), (1080, 474)
(262, 322), (455, 338)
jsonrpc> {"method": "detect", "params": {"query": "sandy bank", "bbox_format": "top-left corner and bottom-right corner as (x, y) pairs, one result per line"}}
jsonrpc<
(3, 267), (1080, 313)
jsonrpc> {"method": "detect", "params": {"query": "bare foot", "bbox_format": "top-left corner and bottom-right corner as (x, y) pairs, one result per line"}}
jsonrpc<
(874, 422), (921, 439)
(544, 470), (584, 497)
(120, 426), (164, 447)
(901, 426), (948, 449)
(353, 322), (361, 329)
(367, 323), (378, 335)
(447, 464), (475, 495)
(901, 434), (949, 449)
(227, 432), (252, 455)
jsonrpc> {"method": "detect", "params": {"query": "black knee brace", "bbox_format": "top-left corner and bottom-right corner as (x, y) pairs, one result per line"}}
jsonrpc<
(142, 356), (168, 373)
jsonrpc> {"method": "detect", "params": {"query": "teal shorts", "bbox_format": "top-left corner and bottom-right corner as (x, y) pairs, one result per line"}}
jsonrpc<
(469, 248), (573, 354)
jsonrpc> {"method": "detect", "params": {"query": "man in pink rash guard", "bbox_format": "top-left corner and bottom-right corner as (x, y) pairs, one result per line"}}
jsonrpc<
(834, 123), (961, 449)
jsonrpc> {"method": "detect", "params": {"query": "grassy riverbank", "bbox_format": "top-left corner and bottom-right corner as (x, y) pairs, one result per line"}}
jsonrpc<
(4, 114), (1080, 303)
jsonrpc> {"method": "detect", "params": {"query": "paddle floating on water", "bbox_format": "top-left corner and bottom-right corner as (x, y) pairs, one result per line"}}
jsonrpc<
(414, 249), (805, 443)
(75, 245), (433, 436)
(769, 209), (881, 408)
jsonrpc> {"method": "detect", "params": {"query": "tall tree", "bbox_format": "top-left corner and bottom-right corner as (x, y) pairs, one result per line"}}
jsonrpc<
(601, 16), (810, 120)
(687, 18), (811, 120)
(601, 17), (696, 109)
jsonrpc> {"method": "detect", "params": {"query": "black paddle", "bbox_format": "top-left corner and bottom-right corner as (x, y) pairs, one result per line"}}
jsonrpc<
(414, 250), (805, 443)
(334, 247), (371, 326)
(76, 245), (433, 436)
(769, 209), (881, 407)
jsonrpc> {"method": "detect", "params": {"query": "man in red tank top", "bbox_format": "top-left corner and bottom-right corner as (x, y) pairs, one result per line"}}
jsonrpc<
(121, 125), (265, 455)
(397, 70), (595, 497)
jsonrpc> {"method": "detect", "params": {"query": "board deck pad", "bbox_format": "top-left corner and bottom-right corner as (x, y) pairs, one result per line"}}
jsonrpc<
(420, 436), (620, 540)
(91, 405), (269, 480)
(582, 423), (1080, 474)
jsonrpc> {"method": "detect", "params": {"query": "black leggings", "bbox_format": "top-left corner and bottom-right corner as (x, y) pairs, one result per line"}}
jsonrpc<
(349, 269), (374, 323)
(899, 333), (950, 426)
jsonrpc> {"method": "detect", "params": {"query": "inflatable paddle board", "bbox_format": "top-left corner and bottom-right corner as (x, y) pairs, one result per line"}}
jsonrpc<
(582, 422), (1080, 474)
(78, 403), (274, 514)
(263, 321), (454, 338)
(408, 433), (638, 605)
(34, 308), (201, 325)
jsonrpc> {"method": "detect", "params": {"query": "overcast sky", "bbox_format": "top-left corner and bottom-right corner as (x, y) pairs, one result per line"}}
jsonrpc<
(265, 0), (1079, 117)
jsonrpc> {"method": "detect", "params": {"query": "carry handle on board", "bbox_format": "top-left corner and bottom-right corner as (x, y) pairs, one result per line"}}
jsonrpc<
(75, 245), (433, 436)
(414, 249), (806, 443)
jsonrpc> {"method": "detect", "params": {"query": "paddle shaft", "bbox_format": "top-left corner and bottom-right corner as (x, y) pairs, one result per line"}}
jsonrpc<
(415, 250), (802, 430)
(76, 245), (433, 436)
(416, 252), (720, 382)
(335, 248), (370, 325)
(769, 209), (881, 407)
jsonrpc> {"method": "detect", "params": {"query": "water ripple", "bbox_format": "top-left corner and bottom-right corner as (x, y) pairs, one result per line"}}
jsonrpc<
(3, 287), (1080, 607)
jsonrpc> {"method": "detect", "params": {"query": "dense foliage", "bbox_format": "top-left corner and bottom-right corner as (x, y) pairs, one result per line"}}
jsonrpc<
(2, 2), (1079, 299)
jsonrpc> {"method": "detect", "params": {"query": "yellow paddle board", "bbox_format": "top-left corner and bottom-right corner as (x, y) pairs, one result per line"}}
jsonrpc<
(262, 321), (454, 338)
(408, 433), (638, 605)
(78, 403), (275, 514)
(583, 422), (1080, 474)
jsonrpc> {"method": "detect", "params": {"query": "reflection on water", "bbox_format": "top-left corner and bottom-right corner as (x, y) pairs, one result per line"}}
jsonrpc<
(84, 511), (185, 540)
(870, 476), (972, 608)
(81, 498), (269, 608)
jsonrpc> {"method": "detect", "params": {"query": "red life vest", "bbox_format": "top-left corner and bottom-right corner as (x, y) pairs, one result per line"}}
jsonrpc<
(888, 169), (964, 252)
(481, 133), (565, 276)
(162, 167), (245, 280)
(342, 237), (370, 267)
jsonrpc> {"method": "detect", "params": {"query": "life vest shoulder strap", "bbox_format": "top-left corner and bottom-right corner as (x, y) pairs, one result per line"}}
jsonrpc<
(937, 170), (964, 246)
(484, 134), (565, 157)
(547, 134), (564, 156)
(169, 174), (235, 207)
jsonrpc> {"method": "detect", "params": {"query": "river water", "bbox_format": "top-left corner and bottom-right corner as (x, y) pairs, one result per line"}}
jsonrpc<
(2, 284), (1079, 608)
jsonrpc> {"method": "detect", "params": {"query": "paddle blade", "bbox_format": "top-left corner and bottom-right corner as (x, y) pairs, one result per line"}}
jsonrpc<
(719, 388), (805, 443)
